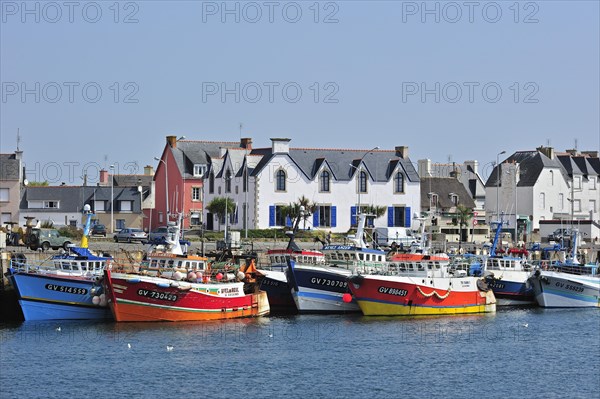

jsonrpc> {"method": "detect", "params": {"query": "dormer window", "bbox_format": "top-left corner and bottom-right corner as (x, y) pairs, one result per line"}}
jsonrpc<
(320, 170), (330, 192)
(450, 193), (459, 206)
(276, 169), (286, 192)
(394, 172), (404, 193)
(358, 171), (367, 193)
(225, 170), (232, 193)
(193, 164), (207, 177)
(44, 201), (59, 209)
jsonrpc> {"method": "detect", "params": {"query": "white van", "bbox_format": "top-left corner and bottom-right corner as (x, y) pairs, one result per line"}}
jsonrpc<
(374, 227), (417, 248)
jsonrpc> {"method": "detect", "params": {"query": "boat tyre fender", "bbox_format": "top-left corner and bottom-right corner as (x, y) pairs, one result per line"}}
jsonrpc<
(11, 252), (27, 266)
(476, 278), (489, 292)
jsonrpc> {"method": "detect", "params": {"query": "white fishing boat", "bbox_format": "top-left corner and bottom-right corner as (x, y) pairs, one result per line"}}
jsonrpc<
(528, 230), (600, 308)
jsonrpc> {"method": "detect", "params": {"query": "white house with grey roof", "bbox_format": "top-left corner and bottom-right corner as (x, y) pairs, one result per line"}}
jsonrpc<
(485, 146), (599, 241)
(204, 138), (421, 233)
(0, 150), (25, 227)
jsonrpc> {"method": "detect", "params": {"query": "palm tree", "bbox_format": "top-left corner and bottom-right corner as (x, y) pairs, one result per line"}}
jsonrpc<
(454, 205), (473, 250)
(206, 197), (236, 230)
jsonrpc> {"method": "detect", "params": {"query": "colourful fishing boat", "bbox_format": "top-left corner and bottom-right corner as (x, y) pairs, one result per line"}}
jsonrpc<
(347, 228), (496, 316)
(6, 205), (112, 320)
(102, 214), (269, 321)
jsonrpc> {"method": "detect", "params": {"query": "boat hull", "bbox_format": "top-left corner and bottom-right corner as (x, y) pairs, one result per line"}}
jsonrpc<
(348, 275), (496, 316)
(7, 271), (110, 321)
(259, 271), (297, 314)
(487, 271), (536, 306)
(286, 263), (359, 313)
(528, 270), (600, 308)
(104, 271), (269, 322)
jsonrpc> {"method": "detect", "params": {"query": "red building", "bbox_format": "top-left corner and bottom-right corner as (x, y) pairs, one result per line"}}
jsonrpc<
(151, 136), (252, 230)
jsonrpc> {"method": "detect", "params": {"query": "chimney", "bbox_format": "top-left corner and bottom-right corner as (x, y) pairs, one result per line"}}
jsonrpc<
(166, 135), (177, 148)
(536, 145), (554, 160)
(418, 159), (432, 177)
(464, 160), (478, 175)
(144, 165), (154, 176)
(566, 148), (578, 156)
(240, 137), (253, 150)
(271, 138), (291, 154)
(99, 169), (109, 185)
(395, 146), (408, 159)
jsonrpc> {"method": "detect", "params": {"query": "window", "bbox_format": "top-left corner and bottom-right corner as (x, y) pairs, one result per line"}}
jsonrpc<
(590, 200), (597, 213)
(235, 186), (239, 194)
(119, 200), (132, 212)
(574, 176), (581, 189)
(558, 193), (564, 211)
(358, 171), (367, 193)
(218, 187), (221, 195)
(275, 205), (287, 226)
(193, 164), (206, 177)
(320, 170), (330, 192)
(539, 192), (545, 210)
(390, 206), (408, 227)
(190, 212), (201, 226)
(319, 205), (332, 227)
(225, 170), (232, 193)
(276, 169), (286, 191)
(44, 201), (59, 209)
(243, 169), (248, 192)
(209, 173), (215, 193)
(69, 220), (77, 227)
(1, 212), (11, 225)
(591, 176), (597, 190)
(573, 199), (581, 213)
(0, 188), (8, 202)
(394, 172), (404, 193)
(429, 193), (438, 210)
(116, 219), (126, 230)
(94, 200), (105, 212)
(549, 170), (554, 186)
(192, 187), (201, 201)
(450, 194), (459, 206)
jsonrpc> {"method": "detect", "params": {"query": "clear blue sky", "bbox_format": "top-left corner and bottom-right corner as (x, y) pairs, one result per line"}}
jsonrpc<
(1, 1), (599, 185)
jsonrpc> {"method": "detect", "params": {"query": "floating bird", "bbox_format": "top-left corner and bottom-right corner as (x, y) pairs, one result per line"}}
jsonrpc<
(166, 345), (174, 351)
(127, 343), (131, 349)
(55, 327), (61, 332)
(522, 323), (529, 328)
(268, 333), (273, 338)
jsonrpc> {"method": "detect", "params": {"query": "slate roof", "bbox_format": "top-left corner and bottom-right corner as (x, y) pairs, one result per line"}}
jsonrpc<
(113, 174), (153, 187)
(0, 153), (21, 180)
(420, 177), (476, 209)
(20, 186), (142, 212)
(247, 147), (419, 183)
(485, 151), (568, 188)
(169, 141), (241, 178)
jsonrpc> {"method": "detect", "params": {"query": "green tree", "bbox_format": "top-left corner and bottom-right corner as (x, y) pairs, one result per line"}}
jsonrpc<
(454, 205), (473, 248)
(206, 197), (236, 230)
(28, 181), (49, 186)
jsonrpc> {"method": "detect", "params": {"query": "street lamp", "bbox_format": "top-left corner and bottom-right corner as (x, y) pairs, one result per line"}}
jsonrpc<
(109, 164), (115, 234)
(350, 146), (379, 216)
(154, 156), (169, 225)
(496, 150), (506, 223)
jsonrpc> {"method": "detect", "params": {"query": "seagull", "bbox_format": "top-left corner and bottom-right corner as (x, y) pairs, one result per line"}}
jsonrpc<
(166, 345), (174, 351)
(127, 343), (131, 349)
(522, 323), (529, 328)
(55, 327), (61, 332)
(268, 333), (273, 338)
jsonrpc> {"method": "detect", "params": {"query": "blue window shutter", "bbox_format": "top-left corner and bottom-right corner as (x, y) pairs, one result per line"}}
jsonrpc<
(285, 216), (292, 227)
(269, 206), (275, 227)
(313, 208), (320, 227)
(331, 206), (337, 227)
(351, 206), (357, 226)
(405, 207), (411, 228)
(388, 207), (394, 227)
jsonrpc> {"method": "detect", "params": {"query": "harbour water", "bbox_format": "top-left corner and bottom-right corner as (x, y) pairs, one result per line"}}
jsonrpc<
(1, 308), (598, 399)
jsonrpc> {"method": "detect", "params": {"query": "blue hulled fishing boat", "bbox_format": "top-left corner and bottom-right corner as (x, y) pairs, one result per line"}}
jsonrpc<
(6, 205), (112, 320)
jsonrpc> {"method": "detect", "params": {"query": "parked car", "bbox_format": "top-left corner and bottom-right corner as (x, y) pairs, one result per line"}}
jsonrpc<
(27, 228), (72, 251)
(114, 228), (148, 243)
(148, 226), (169, 243)
(91, 224), (107, 237)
